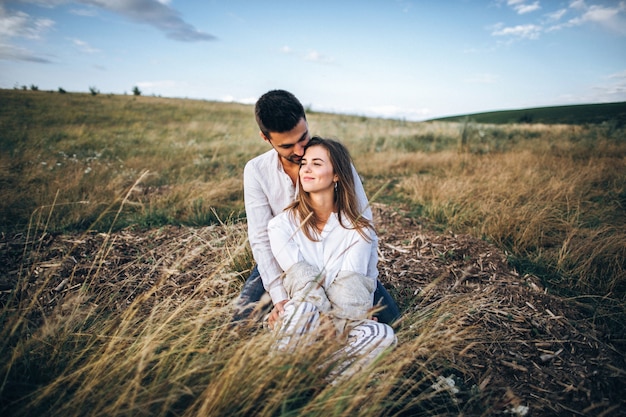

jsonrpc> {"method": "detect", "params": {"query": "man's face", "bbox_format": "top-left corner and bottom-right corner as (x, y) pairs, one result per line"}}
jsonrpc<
(263, 118), (310, 165)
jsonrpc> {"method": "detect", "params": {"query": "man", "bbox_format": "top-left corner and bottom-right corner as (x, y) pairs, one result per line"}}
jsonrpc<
(234, 89), (399, 326)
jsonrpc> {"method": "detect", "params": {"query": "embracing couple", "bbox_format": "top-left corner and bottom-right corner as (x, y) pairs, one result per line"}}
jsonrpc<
(233, 89), (400, 380)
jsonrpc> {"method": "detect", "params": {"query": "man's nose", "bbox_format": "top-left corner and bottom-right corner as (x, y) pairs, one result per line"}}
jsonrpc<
(294, 142), (305, 156)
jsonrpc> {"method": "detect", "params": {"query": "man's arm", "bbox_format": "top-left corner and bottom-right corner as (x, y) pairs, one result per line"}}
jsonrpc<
(243, 161), (288, 305)
(267, 213), (303, 272)
(351, 164), (379, 279)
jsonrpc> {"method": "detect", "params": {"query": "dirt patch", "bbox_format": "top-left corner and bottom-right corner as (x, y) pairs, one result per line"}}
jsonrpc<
(1, 204), (624, 416)
(0, 225), (245, 321)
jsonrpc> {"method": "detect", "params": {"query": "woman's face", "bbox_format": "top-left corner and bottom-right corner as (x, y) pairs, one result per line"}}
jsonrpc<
(299, 145), (338, 194)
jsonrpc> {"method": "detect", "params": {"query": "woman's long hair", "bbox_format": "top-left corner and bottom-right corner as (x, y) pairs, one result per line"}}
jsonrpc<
(286, 136), (374, 242)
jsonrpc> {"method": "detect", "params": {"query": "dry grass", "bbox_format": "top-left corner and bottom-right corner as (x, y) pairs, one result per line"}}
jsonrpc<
(395, 146), (625, 297)
(0, 218), (479, 417)
(2, 204), (623, 416)
(1, 90), (625, 415)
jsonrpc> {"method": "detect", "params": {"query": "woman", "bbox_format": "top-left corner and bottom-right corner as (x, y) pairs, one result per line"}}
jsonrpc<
(267, 136), (396, 379)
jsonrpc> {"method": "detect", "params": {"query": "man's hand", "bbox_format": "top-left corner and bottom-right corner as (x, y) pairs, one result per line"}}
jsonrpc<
(268, 299), (288, 329)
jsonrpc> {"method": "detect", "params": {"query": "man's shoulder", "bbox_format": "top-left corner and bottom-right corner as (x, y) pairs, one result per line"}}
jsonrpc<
(245, 149), (276, 170)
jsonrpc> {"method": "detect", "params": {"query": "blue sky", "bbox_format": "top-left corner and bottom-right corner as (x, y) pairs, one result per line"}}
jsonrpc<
(1, 0), (625, 120)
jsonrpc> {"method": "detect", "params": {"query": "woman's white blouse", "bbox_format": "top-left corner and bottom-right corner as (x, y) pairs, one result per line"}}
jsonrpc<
(267, 211), (373, 289)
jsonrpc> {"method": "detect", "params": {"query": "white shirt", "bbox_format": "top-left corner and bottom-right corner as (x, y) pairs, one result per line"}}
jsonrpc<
(243, 149), (378, 304)
(268, 211), (374, 292)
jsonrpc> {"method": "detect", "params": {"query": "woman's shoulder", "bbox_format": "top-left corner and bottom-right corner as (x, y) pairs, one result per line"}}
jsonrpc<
(268, 210), (297, 229)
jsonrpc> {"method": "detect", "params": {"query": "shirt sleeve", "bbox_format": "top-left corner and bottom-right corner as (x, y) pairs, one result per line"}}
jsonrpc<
(351, 164), (379, 280)
(267, 213), (303, 272)
(339, 229), (374, 276)
(333, 224), (376, 305)
(243, 162), (288, 304)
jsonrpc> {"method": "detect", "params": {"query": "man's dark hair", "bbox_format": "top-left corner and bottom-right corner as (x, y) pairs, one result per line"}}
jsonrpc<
(255, 90), (306, 139)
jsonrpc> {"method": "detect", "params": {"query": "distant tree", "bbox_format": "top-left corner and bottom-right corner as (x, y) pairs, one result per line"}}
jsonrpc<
(21, 85), (27, 90)
(58, 87), (67, 94)
(30, 84), (39, 91)
(132, 86), (141, 96)
(89, 86), (99, 96)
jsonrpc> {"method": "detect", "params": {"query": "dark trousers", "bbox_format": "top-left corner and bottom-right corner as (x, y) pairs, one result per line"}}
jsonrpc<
(232, 266), (400, 325)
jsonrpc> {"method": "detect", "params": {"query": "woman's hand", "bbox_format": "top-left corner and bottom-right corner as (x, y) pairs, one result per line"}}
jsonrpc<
(268, 299), (288, 329)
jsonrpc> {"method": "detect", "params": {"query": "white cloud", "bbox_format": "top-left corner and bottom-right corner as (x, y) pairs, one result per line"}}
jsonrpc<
(239, 96), (257, 105)
(82, 0), (216, 41)
(606, 69), (626, 96)
(0, 41), (52, 62)
(0, 6), (54, 39)
(69, 8), (98, 17)
(590, 70), (626, 102)
(608, 70), (626, 80)
(131, 80), (197, 96)
(558, 70), (626, 104)
(549, 1), (626, 35)
(220, 95), (256, 105)
(303, 49), (334, 64)
(70, 37), (99, 53)
(0, 0), (214, 64)
(8, 0), (215, 41)
(278, 46), (334, 63)
(136, 80), (181, 90)
(506, 0), (541, 14)
(491, 23), (542, 39)
(577, 2), (626, 34)
(545, 8), (567, 22)
(365, 105), (432, 120)
(517, 2), (541, 14)
(0, 5), (54, 62)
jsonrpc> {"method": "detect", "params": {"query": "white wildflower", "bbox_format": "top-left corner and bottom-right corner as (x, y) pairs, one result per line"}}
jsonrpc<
(431, 375), (459, 394)
(506, 405), (529, 416)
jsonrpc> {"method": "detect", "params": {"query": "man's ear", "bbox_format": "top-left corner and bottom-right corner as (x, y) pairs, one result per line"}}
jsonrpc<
(260, 131), (271, 144)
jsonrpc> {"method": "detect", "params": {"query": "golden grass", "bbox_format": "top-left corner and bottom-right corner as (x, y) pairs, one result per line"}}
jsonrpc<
(1, 89), (623, 300)
(2, 218), (481, 417)
(1, 89), (625, 415)
(2, 92), (623, 260)
(396, 148), (625, 297)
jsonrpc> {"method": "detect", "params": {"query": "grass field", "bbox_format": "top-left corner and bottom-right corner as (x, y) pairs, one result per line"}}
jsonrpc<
(1, 89), (625, 416)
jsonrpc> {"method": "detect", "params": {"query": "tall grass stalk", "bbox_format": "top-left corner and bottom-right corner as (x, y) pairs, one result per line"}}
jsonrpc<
(1, 211), (480, 417)
(0, 184), (478, 415)
(2, 90), (625, 414)
(396, 149), (625, 301)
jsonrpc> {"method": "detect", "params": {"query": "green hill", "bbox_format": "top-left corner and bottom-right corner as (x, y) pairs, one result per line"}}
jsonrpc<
(430, 101), (626, 125)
